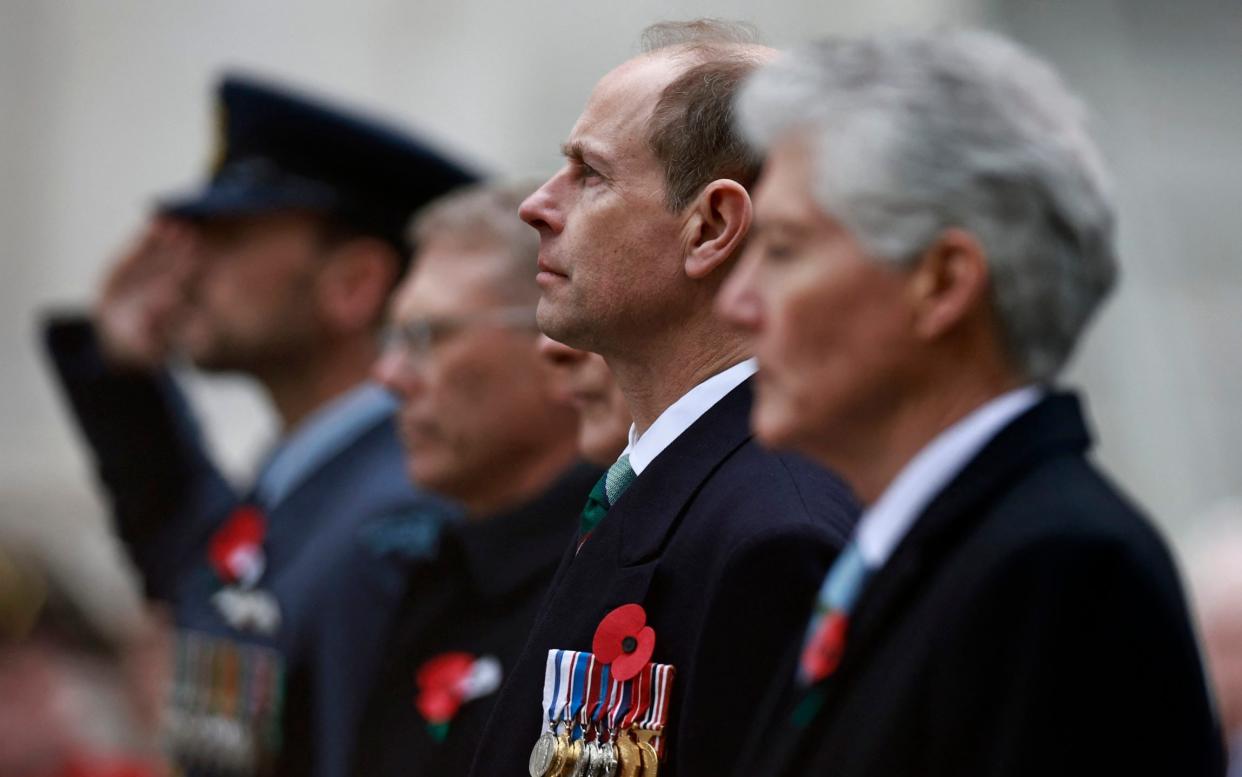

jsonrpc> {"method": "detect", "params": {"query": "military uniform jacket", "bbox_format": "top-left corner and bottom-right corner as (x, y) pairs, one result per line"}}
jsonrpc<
(468, 379), (858, 777)
(737, 393), (1225, 777)
(336, 462), (602, 777)
(43, 316), (447, 767)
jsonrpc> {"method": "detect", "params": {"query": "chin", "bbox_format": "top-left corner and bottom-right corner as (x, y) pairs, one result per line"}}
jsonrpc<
(536, 299), (593, 352)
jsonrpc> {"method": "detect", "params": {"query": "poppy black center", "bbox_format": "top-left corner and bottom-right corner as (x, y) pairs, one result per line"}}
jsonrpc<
(621, 636), (638, 654)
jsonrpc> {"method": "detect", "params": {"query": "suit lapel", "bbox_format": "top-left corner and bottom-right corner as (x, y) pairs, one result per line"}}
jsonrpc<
(576, 378), (756, 568)
(542, 379), (756, 622)
(764, 393), (1092, 775)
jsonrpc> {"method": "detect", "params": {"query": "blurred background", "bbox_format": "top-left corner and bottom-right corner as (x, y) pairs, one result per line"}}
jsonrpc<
(1, 0), (1239, 565)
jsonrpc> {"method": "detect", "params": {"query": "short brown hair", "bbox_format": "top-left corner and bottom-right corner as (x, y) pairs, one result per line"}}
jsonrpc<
(642, 20), (768, 211)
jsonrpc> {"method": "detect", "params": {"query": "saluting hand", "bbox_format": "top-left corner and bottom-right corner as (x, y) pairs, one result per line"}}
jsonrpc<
(94, 217), (199, 369)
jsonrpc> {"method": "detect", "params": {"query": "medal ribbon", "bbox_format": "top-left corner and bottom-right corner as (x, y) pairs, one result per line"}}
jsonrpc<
(620, 661), (653, 729)
(576, 657), (602, 738)
(567, 652), (593, 740)
(605, 672), (633, 740)
(638, 663), (676, 757)
(542, 650), (562, 731)
(588, 663), (612, 737)
(557, 650), (577, 732)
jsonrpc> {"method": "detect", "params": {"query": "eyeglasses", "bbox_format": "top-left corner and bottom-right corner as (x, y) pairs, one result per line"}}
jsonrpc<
(379, 305), (540, 363)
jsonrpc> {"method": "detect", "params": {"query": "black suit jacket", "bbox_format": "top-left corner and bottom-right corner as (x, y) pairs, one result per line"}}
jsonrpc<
(740, 392), (1224, 777)
(343, 462), (600, 777)
(468, 378), (858, 777)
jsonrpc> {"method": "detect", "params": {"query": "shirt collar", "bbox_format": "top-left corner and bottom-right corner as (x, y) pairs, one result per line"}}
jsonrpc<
(623, 358), (758, 476)
(252, 382), (396, 509)
(855, 385), (1045, 568)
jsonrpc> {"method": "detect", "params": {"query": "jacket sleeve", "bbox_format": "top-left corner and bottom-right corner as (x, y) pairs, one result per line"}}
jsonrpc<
(42, 313), (236, 600)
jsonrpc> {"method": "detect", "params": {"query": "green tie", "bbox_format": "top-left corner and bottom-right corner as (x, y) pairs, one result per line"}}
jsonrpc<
(579, 453), (637, 537)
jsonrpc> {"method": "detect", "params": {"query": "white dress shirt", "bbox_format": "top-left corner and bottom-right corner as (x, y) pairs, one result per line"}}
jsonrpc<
(622, 358), (758, 476)
(855, 386), (1044, 568)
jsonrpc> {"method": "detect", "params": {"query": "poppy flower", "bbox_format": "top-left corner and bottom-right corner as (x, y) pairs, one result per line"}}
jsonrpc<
(415, 652), (475, 724)
(800, 612), (849, 683)
(592, 603), (655, 681)
(414, 652), (503, 737)
(207, 505), (266, 586)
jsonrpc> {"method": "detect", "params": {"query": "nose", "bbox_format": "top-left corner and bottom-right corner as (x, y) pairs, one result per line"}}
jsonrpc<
(372, 347), (425, 400)
(519, 171), (566, 235)
(715, 245), (765, 333)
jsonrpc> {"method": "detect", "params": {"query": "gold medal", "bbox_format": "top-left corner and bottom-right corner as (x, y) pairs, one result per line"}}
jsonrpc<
(553, 734), (582, 777)
(634, 728), (661, 777)
(614, 729), (643, 777)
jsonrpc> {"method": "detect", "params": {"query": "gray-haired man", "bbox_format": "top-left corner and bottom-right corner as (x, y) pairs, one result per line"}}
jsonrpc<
(717, 29), (1223, 777)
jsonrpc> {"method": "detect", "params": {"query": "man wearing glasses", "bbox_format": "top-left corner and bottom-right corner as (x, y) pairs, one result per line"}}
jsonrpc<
(289, 181), (595, 777)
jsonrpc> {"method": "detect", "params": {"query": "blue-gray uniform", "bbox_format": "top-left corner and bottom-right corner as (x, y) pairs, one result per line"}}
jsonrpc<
(42, 73), (479, 774)
(44, 319), (453, 763)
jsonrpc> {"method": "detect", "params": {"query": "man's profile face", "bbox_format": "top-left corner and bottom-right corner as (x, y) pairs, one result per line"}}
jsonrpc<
(373, 239), (557, 502)
(519, 54), (688, 355)
(717, 136), (916, 461)
(176, 213), (328, 373)
(537, 335), (630, 467)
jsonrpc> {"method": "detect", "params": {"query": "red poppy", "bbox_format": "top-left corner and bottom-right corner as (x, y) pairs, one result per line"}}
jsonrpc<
(415, 652), (475, 724)
(207, 505), (266, 586)
(592, 603), (656, 682)
(800, 612), (849, 683)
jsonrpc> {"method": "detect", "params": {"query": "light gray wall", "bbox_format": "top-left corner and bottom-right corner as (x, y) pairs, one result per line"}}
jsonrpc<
(3, 0), (1237, 564)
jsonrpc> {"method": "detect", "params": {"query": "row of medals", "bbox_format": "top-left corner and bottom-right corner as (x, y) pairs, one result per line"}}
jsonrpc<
(529, 725), (662, 777)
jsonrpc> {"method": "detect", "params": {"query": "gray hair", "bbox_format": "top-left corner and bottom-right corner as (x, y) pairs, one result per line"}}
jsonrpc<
(736, 29), (1118, 382)
(408, 180), (541, 303)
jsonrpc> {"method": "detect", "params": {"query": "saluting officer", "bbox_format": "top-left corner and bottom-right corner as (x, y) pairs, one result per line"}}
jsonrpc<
(717, 30), (1224, 777)
(43, 74), (476, 772)
(469, 20), (857, 777)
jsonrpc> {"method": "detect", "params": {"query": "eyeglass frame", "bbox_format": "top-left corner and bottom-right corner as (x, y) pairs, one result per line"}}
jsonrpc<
(378, 305), (541, 364)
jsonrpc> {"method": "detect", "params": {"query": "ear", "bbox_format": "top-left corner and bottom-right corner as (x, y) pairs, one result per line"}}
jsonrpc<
(906, 228), (992, 341)
(683, 179), (752, 280)
(316, 238), (402, 333)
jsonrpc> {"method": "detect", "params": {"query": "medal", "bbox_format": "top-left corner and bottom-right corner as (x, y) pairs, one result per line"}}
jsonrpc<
(634, 663), (675, 761)
(614, 663), (653, 777)
(558, 737), (583, 777)
(614, 731), (643, 777)
(531, 651), (574, 777)
(529, 731), (559, 777)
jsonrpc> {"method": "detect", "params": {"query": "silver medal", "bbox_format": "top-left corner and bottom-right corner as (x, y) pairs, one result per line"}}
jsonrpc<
(528, 730), (557, 777)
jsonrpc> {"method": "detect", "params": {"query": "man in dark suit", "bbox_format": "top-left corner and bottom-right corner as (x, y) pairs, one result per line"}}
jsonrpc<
(717, 30), (1224, 776)
(469, 20), (857, 777)
(279, 182), (592, 777)
(43, 75), (476, 772)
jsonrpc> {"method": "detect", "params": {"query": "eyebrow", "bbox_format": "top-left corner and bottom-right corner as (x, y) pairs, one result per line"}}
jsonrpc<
(561, 140), (611, 173)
